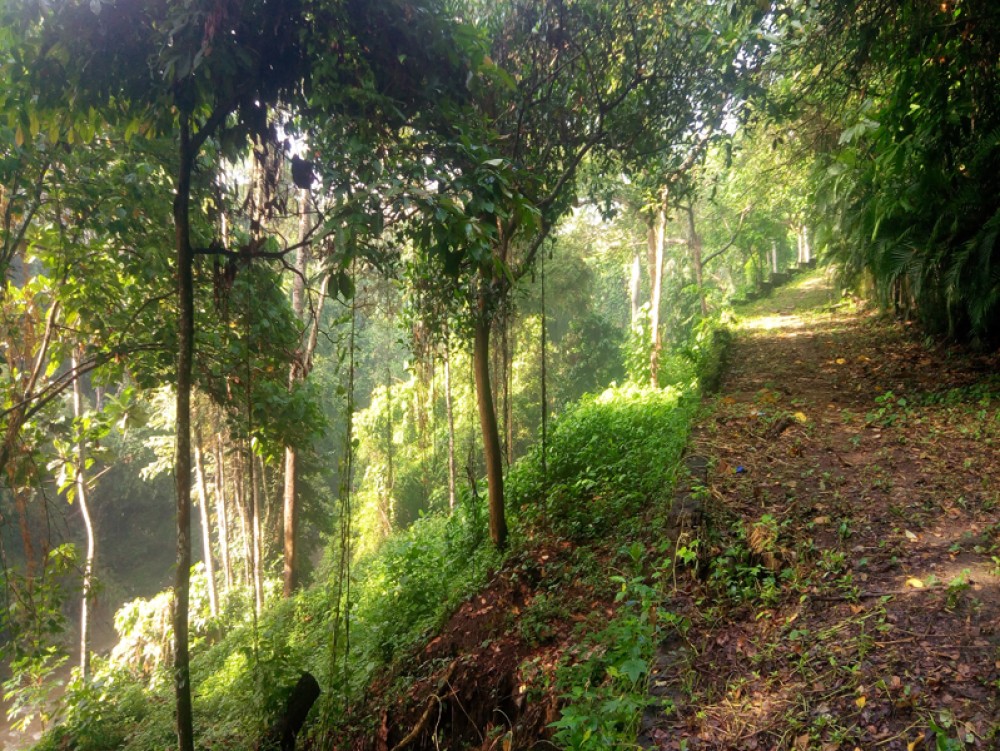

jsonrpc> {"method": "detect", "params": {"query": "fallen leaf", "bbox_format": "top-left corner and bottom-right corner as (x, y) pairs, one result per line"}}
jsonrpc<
(813, 516), (830, 525)
(836, 358), (847, 365)
(855, 695), (866, 708)
(907, 733), (925, 751)
(906, 577), (925, 588)
(793, 411), (808, 423)
(904, 529), (919, 541)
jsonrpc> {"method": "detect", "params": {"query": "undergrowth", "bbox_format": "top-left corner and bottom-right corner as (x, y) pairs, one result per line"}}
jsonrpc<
(34, 320), (731, 751)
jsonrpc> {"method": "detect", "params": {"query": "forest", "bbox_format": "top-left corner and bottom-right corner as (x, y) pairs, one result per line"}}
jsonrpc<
(2, 1), (999, 750)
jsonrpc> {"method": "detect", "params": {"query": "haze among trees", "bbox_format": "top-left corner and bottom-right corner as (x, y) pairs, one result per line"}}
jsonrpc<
(1, 1), (998, 750)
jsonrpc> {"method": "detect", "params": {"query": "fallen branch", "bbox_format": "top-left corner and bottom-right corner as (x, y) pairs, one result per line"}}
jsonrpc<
(390, 661), (458, 751)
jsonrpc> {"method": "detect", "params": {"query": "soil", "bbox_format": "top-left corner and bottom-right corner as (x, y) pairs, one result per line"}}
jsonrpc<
(642, 273), (1000, 750)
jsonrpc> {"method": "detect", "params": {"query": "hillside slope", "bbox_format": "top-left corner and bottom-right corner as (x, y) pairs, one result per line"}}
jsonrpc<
(330, 271), (1000, 751)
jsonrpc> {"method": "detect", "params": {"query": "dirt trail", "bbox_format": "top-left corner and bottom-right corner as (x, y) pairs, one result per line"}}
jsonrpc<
(644, 273), (1000, 750)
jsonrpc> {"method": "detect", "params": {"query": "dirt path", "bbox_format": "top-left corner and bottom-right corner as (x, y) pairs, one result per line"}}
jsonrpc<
(644, 273), (1000, 750)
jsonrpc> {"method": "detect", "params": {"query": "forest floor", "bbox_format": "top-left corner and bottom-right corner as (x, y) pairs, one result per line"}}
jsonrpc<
(345, 270), (1000, 751)
(642, 272), (1000, 750)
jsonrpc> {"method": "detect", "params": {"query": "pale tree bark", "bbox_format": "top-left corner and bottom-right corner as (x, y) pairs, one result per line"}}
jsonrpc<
(193, 427), (218, 617)
(629, 250), (642, 329)
(771, 241), (779, 274)
(443, 337), (457, 512)
(803, 226), (811, 263)
(71, 349), (95, 682)
(505, 320), (514, 467)
(0, 298), (60, 483)
(213, 433), (232, 593)
(647, 189), (667, 385)
(282, 192), (308, 598)
(233, 453), (252, 587)
(380, 364), (395, 537)
(250, 446), (264, 616)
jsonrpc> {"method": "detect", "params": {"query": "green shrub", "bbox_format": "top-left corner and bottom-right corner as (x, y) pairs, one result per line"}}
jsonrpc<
(508, 384), (695, 541)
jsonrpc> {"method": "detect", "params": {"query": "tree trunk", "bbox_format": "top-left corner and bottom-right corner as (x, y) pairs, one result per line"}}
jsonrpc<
(194, 429), (218, 617)
(381, 365), (395, 537)
(629, 249), (642, 329)
(647, 190), (667, 385)
(444, 338), (457, 512)
(505, 320), (514, 467)
(685, 202), (708, 318)
(540, 252), (548, 480)
(172, 114), (196, 751)
(803, 226), (811, 263)
(11, 484), (36, 580)
(282, 194), (309, 598)
(71, 350), (94, 683)
(234, 454), (252, 587)
(771, 241), (778, 274)
(473, 311), (507, 548)
(251, 450), (264, 615)
(214, 433), (232, 593)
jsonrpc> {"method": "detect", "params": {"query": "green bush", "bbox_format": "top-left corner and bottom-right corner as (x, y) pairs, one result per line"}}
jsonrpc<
(508, 384), (695, 541)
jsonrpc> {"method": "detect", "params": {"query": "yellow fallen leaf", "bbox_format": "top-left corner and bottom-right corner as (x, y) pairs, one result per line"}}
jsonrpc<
(836, 357), (847, 364)
(906, 577), (925, 588)
(855, 695), (866, 708)
(905, 529), (918, 541)
(793, 411), (808, 423)
(907, 733), (925, 751)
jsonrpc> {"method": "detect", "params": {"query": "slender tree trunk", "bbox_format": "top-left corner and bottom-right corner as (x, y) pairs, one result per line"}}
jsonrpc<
(11, 484), (36, 580)
(505, 321), (514, 466)
(473, 310), (507, 548)
(443, 337), (457, 512)
(629, 250), (642, 329)
(796, 226), (804, 264)
(500, 313), (510, 467)
(282, 194), (309, 597)
(193, 429), (218, 617)
(250, 446), (263, 616)
(381, 365), (394, 536)
(540, 252), (548, 480)
(247, 452), (267, 616)
(214, 433), (232, 593)
(803, 226), (811, 263)
(771, 241), (778, 274)
(0, 298), (60, 479)
(647, 190), (667, 385)
(172, 114), (196, 751)
(685, 202), (708, 318)
(71, 350), (94, 683)
(233, 455), (252, 587)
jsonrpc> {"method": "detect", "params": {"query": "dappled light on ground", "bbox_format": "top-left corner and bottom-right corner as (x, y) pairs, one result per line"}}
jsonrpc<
(641, 272), (1000, 750)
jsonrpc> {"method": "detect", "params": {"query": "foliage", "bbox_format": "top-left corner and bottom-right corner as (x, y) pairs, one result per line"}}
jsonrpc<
(775, 0), (1000, 340)
(508, 384), (695, 543)
(550, 546), (688, 750)
(1, 544), (75, 734)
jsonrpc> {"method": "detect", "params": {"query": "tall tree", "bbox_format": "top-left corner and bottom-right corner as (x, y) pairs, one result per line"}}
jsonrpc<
(409, 0), (763, 546)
